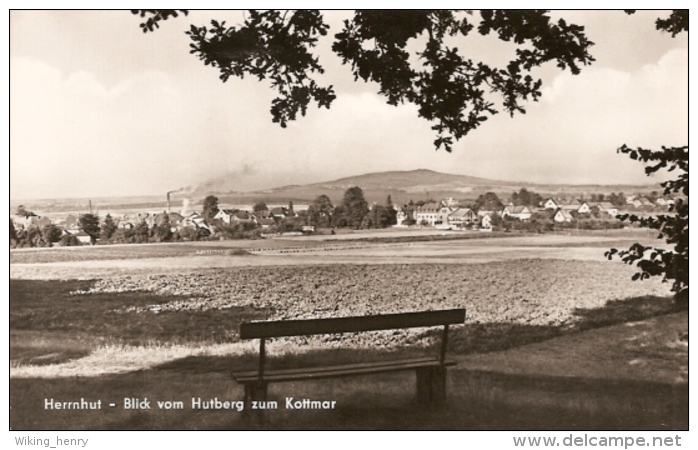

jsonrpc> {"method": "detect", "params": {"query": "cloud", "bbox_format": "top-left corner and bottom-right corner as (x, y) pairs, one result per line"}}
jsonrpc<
(10, 57), (188, 199)
(448, 47), (688, 185)
(541, 47), (687, 108)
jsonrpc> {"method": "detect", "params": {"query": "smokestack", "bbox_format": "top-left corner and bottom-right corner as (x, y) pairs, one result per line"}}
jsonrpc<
(167, 187), (191, 214)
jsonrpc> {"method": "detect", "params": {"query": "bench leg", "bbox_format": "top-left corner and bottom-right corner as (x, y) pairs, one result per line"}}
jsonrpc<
(416, 367), (447, 405)
(243, 382), (268, 422)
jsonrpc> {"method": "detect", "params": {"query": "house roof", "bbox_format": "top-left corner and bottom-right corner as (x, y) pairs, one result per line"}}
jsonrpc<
(65, 229), (90, 237)
(416, 202), (441, 212)
(448, 208), (474, 218)
(555, 209), (574, 220)
(504, 205), (531, 214)
(517, 206), (532, 214)
(154, 212), (184, 226)
(254, 210), (272, 219)
(233, 211), (252, 220)
(597, 202), (616, 210)
(183, 212), (202, 222)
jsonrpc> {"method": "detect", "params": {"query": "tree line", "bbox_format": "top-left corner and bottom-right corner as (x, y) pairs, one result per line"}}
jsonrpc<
(9, 186), (399, 248)
(10, 184), (639, 249)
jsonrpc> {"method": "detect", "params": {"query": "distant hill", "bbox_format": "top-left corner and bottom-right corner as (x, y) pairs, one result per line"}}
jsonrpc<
(299, 169), (502, 190)
(214, 169), (661, 207)
(13, 169), (662, 214)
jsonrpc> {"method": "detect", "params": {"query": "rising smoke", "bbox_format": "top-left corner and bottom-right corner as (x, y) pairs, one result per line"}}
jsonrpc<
(167, 186), (193, 215)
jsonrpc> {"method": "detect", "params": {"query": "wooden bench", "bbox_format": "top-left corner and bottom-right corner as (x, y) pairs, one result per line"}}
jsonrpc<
(232, 308), (466, 414)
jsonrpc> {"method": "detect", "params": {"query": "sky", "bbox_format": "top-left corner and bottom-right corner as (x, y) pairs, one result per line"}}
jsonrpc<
(9, 10), (689, 200)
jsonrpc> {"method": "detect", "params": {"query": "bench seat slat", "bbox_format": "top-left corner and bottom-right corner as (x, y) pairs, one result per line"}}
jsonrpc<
(232, 357), (456, 383)
(240, 309), (466, 339)
(233, 356), (437, 379)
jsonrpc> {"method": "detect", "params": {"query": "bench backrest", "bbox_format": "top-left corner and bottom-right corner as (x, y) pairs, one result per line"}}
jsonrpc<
(240, 309), (466, 339)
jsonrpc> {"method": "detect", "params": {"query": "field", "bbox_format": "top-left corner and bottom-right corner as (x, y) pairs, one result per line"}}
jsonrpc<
(9, 229), (688, 430)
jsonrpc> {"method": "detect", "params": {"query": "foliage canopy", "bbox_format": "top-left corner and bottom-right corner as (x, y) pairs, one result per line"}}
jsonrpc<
(78, 213), (101, 244)
(132, 9), (597, 151)
(202, 195), (220, 223)
(606, 145), (688, 304)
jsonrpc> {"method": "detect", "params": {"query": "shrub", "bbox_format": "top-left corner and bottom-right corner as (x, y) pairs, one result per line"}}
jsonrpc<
(59, 234), (81, 247)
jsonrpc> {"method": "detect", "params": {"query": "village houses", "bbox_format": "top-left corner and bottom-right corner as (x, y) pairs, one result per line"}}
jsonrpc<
(413, 201), (447, 226)
(553, 209), (575, 223)
(595, 202), (619, 217)
(13, 186), (653, 248)
(501, 205), (533, 221)
(446, 208), (477, 228)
